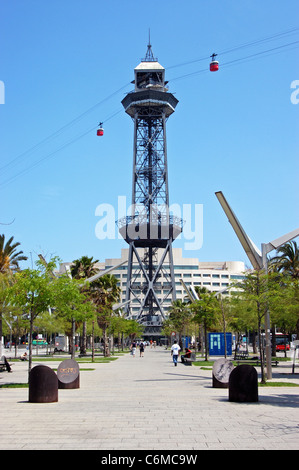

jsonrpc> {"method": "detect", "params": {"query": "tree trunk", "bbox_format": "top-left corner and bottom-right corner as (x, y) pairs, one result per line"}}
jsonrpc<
(118, 332), (121, 352)
(28, 306), (34, 382)
(0, 311), (2, 358)
(71, 319), (76, 359)
(271, 326), (276, 357)
(253, 331), (258, 354)
(80, 321), (87, 355)
(91, 320), (95, 362)
(258, 323), (266, 384)
(102, 326), (110, 357)
(204, 322), (208, 361)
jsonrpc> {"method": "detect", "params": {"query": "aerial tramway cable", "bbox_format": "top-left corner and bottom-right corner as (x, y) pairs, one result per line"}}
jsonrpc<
(0, 27), (298, 188)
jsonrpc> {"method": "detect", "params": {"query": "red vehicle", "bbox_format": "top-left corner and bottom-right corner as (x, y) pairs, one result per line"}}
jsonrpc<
(276, 342), (290, 351)
(275, 334), (290, 352)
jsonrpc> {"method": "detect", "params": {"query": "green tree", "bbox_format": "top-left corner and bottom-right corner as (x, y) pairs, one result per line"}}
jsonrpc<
(191, 289), (220, 360)
(0, 235), (27, 356)
(161, 318), (174, 348)
(0, 234), (28, 274)
(270, 240), (299, 279)
(266, 273), (299, 356)
(91, 274), (121, 357)
(230, 270), (285, 383)
(168, 299), (192, 348)
(34, 309), (65, 352)
(124, 319), (144, 343)
(5, 259), (55, 377)
(52, 273), (96, 358)
(216, 294), (236, 358)
(269, 241), (299, 338)
(70, 255), (99, 354)
(110, 315), (126, 351)
(71, 256), (99, 280)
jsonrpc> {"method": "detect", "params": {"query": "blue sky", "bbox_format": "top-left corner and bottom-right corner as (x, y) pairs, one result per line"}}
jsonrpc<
(0, 0), (298, 269)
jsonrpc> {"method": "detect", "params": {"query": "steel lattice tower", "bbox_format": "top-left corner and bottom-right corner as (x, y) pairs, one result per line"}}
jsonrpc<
(117, 42), (183, 336)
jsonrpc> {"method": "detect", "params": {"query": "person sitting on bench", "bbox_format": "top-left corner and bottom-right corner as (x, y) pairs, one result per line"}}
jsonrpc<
(20, 351), (28, 361)
(181, 347), (192, 363)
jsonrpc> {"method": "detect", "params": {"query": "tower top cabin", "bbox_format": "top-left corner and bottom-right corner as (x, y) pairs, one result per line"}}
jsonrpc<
(133, 43), (168, 92)
(122, 42), (178, 118)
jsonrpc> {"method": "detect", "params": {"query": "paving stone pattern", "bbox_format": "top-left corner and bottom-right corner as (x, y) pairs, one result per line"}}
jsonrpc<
(0, 347), (299, 450)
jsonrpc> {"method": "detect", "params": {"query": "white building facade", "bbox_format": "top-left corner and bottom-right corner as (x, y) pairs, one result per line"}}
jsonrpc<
(66, 248), (246, 320)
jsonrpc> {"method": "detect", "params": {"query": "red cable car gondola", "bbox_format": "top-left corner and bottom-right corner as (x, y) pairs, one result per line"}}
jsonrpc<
(210, 53), (219, 72)
(97, 122), (104, 136)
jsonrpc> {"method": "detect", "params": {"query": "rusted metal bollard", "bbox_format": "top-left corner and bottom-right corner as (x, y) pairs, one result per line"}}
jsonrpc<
(29, 365), (58, 403)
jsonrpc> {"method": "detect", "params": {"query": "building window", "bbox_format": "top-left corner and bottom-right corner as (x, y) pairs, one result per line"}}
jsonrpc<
(174, 265), (198, 270)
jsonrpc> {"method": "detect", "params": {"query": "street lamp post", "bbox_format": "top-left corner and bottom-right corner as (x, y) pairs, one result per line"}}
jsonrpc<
(262, 243), (272, 379)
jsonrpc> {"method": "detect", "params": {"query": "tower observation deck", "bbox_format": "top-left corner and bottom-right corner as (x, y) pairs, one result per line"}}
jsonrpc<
(117, 42), (183, 336)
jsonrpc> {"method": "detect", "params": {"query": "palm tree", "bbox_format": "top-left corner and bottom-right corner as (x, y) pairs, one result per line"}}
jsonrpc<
(270, 240), (299, 279)
(270, 240), (299, 343)
(70, 256), (99, 280)
(71, 256), (99, 355)
(0, 234), (27, 273)
(92, 274), (120, 357)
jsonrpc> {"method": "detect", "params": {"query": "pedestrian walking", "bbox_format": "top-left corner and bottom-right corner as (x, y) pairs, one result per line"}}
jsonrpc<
(130, 341), (137, 357)
(139, 341), (145, 357)
(171, 340), (181, 366)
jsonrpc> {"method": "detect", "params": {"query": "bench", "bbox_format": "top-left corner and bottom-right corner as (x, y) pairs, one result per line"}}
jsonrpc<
(78, 353), (104, 358)
(46, 351), (55, 356)
(182, 352), (196, 365)
(236, 359), (279, 367)
(234, 352), (249, 360)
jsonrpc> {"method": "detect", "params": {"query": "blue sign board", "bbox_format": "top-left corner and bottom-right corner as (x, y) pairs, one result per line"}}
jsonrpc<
(208, 332), (232, 356)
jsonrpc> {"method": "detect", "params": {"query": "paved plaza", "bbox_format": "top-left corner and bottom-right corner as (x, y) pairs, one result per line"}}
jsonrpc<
(0, 347), (299, 450)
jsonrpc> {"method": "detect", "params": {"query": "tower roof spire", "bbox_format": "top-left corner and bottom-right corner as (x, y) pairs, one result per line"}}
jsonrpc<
(142, 30), (157, 62)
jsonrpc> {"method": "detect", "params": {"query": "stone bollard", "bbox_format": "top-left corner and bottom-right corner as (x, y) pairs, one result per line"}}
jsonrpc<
(212, 358), (234, 388)
(29, 365), (58, 403)
(57, 359), (80, 389)
(229, 364), (258, 402)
